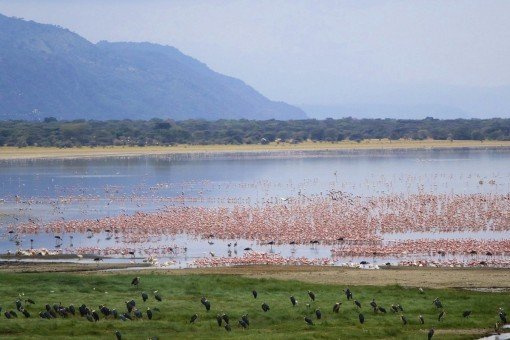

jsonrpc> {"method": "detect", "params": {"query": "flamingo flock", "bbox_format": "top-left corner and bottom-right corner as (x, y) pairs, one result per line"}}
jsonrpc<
(191, 252), (334, 267)
(5, 190), (508, 268)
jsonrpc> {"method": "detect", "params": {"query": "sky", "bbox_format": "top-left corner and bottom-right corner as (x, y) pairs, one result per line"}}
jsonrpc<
(1, 0), (509, 118)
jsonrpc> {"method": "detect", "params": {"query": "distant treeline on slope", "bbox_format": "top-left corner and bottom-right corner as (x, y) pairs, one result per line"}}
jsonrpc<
(1, 117), (509, 147)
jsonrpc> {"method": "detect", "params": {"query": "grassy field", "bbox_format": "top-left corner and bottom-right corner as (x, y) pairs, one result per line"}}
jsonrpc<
(1, 139), (509, 160)
(0, 271), (507, 339)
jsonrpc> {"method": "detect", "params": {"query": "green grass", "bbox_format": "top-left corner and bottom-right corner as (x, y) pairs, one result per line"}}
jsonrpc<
(0, 273), (507, 339)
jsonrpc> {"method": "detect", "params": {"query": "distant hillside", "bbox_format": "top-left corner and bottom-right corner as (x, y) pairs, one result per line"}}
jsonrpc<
(0, 14), (306, 121)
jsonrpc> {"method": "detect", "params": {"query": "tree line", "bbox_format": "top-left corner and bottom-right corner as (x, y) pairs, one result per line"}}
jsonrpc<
(0, 117), (509, 147)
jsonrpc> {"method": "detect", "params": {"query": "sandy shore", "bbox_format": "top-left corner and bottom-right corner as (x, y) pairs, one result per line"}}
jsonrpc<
(0, 260), (149, 273)
(1, 140), (509, 160)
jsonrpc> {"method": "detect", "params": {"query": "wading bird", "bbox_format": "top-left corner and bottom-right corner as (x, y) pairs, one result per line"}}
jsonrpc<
(308, 291), (316, 301)
(131, 277), (140, 288)
(438, 310), (445, 321)
(333, 302), (341, 313)
(355, 300), (362, 309)
(401, 314), (407, 325)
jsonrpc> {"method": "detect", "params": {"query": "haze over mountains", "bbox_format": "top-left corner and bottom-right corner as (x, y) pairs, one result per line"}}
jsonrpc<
(0, 14), (306, 121)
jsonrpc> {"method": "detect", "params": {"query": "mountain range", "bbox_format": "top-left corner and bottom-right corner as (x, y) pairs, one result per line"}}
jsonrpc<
(0, 14), (306, 121)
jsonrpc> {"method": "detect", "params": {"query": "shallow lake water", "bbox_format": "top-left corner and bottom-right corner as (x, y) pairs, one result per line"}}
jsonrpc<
(1, 148), (509, 267)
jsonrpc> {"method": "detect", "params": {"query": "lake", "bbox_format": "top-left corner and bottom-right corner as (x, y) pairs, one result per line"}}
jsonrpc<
(1, 148), (509, 268)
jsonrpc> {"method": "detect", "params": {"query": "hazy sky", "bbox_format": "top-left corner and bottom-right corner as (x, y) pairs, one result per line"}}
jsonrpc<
(1, 0), (509, 116)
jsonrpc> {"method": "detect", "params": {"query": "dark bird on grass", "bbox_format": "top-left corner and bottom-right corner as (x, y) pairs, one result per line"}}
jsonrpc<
(290, 296), (297, 306)
(304, 316), (314, 325)
(428, 328), (435, 340)
(391, 304), (399, 313)
(147, 308), (153, 320)
(419, 315), (424, 324)
(222, 313), (230, 324)
(142, 292), (148, 302)
(154, 291), (162, 302)
(241, 314), (249, 326)
(499, 311), (507, 323)
(252, 290), (258, 299)
(15, 300), (22, 311)
(315, 308), (322, 319)
(239, 319), (248, 329)
(78, 304), (87, 317)
(4, 311), (12, 319)
(115, 330), (122, 340)
(333, 302), (341, 313)
(131, 277), (140, 287)
(86, 314), (94, 322)
(45, 304), (51, 312)
(126, 301), (134, 313)
(100, 305), (111, 317)
(262, 302), (270, 312)
(9, 310), (18, 318)
(203, 300), (211, 311)
(344, 288), (353, 300)
(400, 314), (408, 325)
(378, 306), (387, 313)
(112, 309), (118, 319)
(225, 323), (232, 332)
(68, 304), (75, 315)
(216, 314), (223, 326)
(438, 310), (445, 321)
(48, 309), (57, 318)
(397, 304), (404, 312)
(354, 300), (362, 309)
(308, 290), (316, 301)
(370, 299), (377, 312)
(190, 313), (198, 323)
(358, 313), (365, 324)
(39, 311), (47, 319)
(122, 313), (132, 321)
(22, 309), (30, 318)
(134, 309), (143, 319)
(433, 297), (442, 309)
(462, 310), (471, 318)
(92, 310), (100, 322)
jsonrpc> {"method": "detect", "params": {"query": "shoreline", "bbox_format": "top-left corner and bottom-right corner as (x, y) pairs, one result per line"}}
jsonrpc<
(1, 140), (510, 160)
(1, 263), (508, 288)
